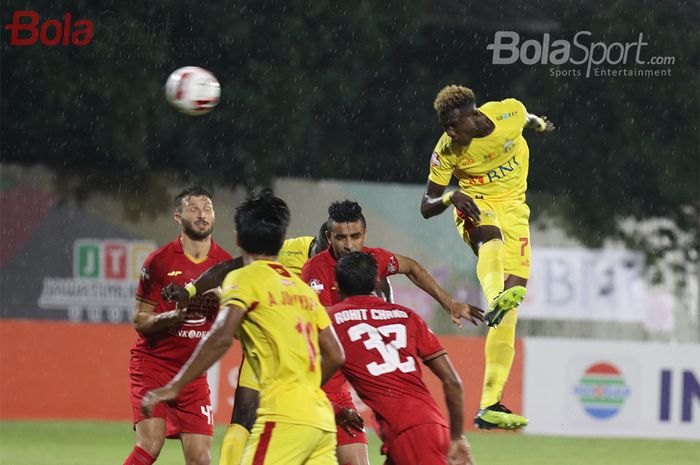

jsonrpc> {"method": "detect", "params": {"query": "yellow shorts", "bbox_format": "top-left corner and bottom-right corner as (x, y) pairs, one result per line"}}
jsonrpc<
(241, 421), (337, 465)
(238, 355), (260, 391)
(453, 198), (531, 279)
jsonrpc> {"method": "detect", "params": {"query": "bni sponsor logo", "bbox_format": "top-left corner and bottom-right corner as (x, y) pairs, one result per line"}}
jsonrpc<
(573, 362), (631, 419)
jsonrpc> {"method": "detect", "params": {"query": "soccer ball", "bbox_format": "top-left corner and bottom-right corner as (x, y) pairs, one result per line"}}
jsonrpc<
(165, 66), (220, 116)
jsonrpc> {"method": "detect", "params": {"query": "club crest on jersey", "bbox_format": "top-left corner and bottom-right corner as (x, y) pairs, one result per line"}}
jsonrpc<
(386, 256), (398, 274)
(430, 152), (441, 167)
(309, 279), (324, 294)
(503, 139), (515, 153)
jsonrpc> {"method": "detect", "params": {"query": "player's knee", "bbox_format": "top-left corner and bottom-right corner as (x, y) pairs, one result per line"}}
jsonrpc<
(184, 447), (211, 465)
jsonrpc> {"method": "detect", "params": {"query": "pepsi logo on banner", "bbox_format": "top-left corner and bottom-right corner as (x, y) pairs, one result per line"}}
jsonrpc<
(574, 362), (631, 419)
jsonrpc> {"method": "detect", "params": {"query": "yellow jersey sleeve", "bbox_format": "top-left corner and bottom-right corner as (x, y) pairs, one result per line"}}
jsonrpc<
(428, 133), (457, 186)
(278, 236), (314, 277)
(220, 269), (257, 311)
(501, 98), (528, 127)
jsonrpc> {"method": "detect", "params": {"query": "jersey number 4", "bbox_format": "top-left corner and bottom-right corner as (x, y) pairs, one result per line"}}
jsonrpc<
(348, 323), (416, 376)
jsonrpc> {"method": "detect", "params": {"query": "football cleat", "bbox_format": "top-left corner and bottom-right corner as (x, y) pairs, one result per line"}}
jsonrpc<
(474, 403), (528, 430)
(484, 286), (526, 327)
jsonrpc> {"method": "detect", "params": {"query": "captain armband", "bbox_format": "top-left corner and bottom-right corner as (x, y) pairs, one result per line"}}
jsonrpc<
(185, 282), (197, 298)
(441, 191), (455, 206)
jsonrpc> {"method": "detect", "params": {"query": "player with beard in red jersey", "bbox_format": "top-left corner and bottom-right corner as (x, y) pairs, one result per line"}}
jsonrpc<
(301, 200), (482, 465)
(329, 252), (475, 465)
(122, 186), (232, 465)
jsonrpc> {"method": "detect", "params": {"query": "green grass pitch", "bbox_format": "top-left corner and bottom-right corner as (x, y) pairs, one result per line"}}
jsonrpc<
(0, 421), (697, 465)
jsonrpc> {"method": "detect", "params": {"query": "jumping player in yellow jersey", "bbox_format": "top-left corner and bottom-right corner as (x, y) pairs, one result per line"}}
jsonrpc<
(420, 85), (555, 431)
(142, 190), (345, 465)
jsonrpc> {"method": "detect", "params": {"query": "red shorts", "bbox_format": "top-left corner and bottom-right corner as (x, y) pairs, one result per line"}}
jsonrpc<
(384, 423), (449, 465)
(129, 367), (213, 438)
(325, 390), (367, 446)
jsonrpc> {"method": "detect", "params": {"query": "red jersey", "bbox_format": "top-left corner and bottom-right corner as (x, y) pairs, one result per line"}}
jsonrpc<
(130, 237), (232, 373)
(328, 295), (448, 444)
(301, 246), (400, 393)
(301, 246), (399, 307)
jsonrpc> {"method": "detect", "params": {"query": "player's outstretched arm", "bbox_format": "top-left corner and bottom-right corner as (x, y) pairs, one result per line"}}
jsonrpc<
(140, 304), (245, 417)
(396, 254), (484, 327)
(162, 258), (243, 308)
(132, 300), (187, 333)
(181, 257), (245, 299)
(318, 326), (344, 385)
(525, 113), (555, 133)
(425, 354), (476, 465)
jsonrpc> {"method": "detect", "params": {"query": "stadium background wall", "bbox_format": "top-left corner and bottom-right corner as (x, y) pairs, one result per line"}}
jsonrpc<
(0, 319), (523, 431)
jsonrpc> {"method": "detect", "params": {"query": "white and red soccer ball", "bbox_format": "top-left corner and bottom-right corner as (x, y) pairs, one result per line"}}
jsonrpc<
(165, 66), (220, 116)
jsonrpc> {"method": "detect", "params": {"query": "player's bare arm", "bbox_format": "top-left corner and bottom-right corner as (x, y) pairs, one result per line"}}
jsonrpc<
(425, 354), (475, 465)
(230, 386), (259, 431)
(396, 254), (484, 326)
(525, 113), (555, 133)
(421, 180), (481, 224)
(162, 257), (244, 306)
(131, 300), (188, 333)
(318, 326), (345, 385)
(141, 303), (245, 417)
(375, 276), (393, 302)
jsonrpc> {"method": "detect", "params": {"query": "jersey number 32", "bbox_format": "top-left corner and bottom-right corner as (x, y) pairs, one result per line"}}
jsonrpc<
(348, 323), (416, 376)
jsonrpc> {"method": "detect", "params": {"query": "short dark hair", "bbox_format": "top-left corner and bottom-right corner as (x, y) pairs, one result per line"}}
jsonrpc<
(234, 190), (290, 255)
(174, 186), (213, 211)
(433, 85), (476, 127)
(328, 200), (366, 227)
(336, 252), (377, 296)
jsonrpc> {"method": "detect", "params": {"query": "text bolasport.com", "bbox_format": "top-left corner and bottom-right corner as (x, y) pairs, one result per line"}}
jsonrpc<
(487, 31), (675, 78)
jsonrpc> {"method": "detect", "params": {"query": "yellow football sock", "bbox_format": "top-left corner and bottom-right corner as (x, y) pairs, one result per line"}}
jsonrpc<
(480, 308), (518, 409)
(476, 239), (505, 304)
(219, 423), (250, 465)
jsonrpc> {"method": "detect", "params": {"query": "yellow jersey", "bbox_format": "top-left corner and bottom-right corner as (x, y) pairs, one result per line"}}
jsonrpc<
(278, 236), (314, 277)
(429, 98), (530, 202)
(220, 260), (335, 432)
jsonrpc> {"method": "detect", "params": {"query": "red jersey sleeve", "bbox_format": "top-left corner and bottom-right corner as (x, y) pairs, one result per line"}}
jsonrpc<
(371, 248), (400, 280)
(301, 256), (335, 307)
(411, 311), (446, 361)
(135, 251), (163, 306)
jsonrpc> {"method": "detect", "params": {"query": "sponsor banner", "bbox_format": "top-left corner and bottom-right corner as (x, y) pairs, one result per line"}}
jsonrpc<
(36, 239), (156, 323)
(519, 248), (675, 327)
(0, 321), (522, 431)
(523, 337), (700, 440)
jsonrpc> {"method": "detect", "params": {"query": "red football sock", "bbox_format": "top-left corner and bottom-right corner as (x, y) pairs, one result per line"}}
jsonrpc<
(123, 446), (156, 465)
